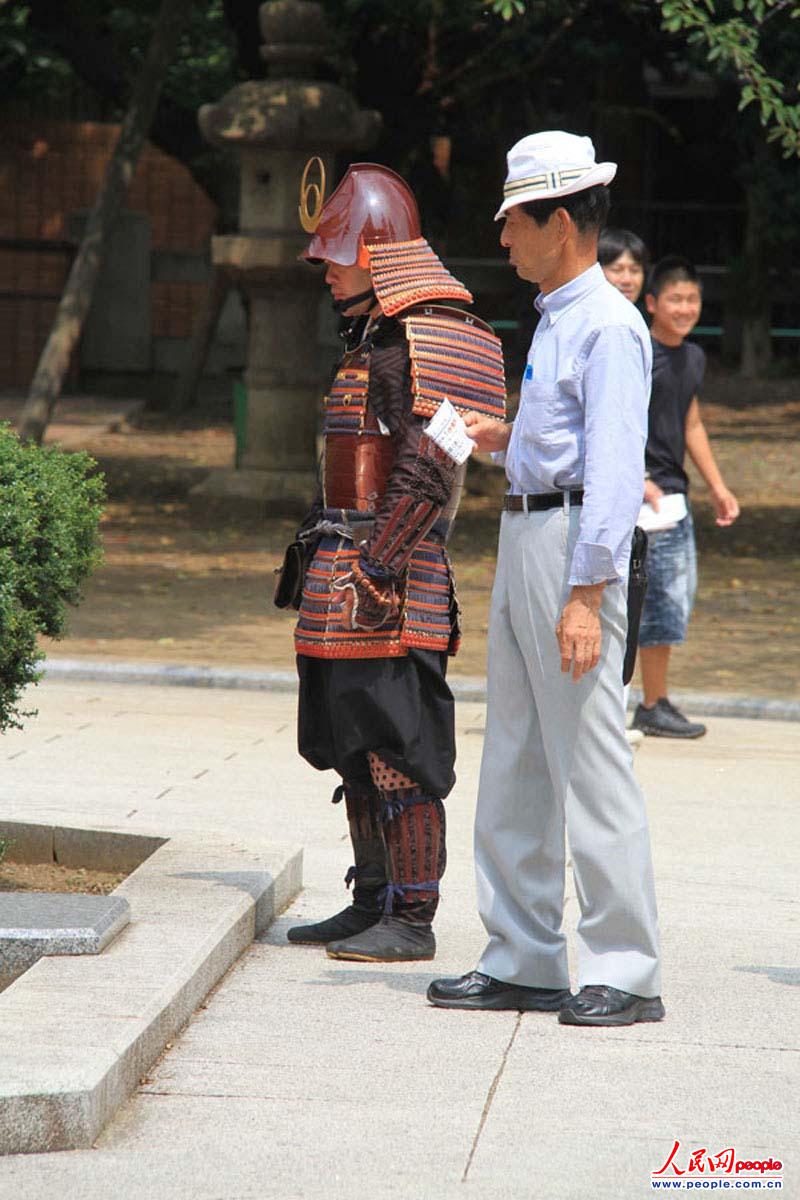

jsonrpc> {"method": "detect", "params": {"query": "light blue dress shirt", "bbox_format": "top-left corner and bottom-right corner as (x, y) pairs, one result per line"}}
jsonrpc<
(498, 263), (651, 586)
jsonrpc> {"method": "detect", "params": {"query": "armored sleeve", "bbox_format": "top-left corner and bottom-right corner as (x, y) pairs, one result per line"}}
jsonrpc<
(361, 331), (457, 579)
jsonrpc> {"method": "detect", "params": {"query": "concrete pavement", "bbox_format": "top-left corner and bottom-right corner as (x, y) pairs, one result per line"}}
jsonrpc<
(1, 679), (797, 1199)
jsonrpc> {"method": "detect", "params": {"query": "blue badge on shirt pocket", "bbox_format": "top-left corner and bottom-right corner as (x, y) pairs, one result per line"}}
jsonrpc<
(524, 363), (533, 381)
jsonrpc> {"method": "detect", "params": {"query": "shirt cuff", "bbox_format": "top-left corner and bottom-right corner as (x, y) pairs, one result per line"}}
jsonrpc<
(568, 541), (622, 587)
(490, 450), (507, 466)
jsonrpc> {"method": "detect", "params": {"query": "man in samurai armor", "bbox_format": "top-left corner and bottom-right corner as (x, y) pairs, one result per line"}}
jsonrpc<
(281, 160), (506, 963)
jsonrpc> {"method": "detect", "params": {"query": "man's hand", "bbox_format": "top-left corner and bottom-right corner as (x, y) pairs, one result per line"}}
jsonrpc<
(711, 485), (740, 528)
(643, 479), (664, 511)
(462, 412), (511, 454)
(556, 583), (605, 682)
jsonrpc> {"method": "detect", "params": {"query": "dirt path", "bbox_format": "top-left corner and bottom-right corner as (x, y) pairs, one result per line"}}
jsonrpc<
(39, 367), (800, 698)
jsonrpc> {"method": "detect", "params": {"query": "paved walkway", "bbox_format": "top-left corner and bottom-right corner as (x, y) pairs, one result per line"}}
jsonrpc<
(2, 680), (797, 1199)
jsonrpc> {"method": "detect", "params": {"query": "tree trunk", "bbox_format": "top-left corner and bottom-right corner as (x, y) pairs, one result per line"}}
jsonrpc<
(740, 310), (772, 379)
(172, 269), (232, 413)
(17, 0), (194, 445)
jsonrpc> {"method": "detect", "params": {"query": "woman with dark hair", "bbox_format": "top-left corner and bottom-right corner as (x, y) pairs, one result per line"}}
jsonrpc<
(599, 228), (648, 304)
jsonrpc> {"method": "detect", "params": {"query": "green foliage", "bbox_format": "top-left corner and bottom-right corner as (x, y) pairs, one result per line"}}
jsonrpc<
(657, 0), (800, 156)
(0, 1), (238, 112)
(0, 426), (105, 732)
(0, 837), (12, 866)
(486, 0), (527, 18)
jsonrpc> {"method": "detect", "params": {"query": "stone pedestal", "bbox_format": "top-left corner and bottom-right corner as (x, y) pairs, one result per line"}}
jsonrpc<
(193, 1), (380, 507)
(194, 235), (322, 504)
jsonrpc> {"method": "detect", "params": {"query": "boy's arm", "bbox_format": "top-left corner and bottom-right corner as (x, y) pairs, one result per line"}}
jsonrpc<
(685, 397), (740, 527)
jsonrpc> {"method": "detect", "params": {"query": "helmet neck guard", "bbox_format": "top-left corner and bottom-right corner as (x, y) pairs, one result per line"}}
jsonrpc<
(365, 239), (472, 316)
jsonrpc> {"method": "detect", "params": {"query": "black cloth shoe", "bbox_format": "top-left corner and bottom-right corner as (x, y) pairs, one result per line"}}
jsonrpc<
(326, 916), (436, 962)
(427, 970), (572, 1011)
(632, 698), (706, 739)
(287, 903), (381, 945)
(559, 985), (665, 1027)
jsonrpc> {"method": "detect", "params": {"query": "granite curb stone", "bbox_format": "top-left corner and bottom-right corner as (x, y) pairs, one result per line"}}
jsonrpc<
(0, 821), (166, 872)
(41, 657), (800, 721)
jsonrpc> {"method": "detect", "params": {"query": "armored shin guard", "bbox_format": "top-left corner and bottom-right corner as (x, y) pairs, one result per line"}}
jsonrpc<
(380, 791), (446, 924)
(323, 759), (444, 961)
(366, 752), (446, 925)
(286, 780), (385, 945)
(341, 780), (388, 908)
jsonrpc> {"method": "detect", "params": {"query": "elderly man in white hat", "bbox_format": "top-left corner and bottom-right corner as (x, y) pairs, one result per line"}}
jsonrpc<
(428, 131), (664, 1026)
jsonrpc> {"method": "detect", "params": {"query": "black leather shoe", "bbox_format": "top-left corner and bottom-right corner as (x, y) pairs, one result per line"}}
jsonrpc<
(559, 984), (665, 1026)
(632, 698), (706, 739)
(427, 970), (572, 1011)
(287, 903), (381, 945)
(326, 916), (436, 962)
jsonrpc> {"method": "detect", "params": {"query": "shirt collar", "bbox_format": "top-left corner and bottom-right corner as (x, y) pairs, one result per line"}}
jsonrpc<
(534, 263), (605, 324)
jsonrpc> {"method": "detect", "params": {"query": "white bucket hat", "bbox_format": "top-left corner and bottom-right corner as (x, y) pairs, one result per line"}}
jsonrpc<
(495, 130), (616, 220)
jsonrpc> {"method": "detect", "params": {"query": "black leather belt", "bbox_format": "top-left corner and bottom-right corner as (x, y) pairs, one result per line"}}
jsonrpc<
(504, 490), (584, 512)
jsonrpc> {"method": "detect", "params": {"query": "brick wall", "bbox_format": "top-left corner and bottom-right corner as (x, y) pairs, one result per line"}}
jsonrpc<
(0, 119), (218, 389)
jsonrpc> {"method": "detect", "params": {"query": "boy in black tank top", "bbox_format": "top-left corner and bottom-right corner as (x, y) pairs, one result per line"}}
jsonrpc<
(632, 257), (740, 739)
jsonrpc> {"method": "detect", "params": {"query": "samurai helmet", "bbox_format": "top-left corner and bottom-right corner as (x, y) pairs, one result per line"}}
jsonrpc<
(300, 162), (422, 267)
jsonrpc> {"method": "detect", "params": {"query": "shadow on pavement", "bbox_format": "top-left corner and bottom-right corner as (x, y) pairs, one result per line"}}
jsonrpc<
(734, 964), (800, 987)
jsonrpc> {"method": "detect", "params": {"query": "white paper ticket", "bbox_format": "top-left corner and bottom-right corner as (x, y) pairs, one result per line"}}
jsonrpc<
(424, 398), (476, 465)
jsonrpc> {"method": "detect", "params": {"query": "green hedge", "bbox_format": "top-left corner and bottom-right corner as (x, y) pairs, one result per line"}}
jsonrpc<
(0, 424), (105, 732)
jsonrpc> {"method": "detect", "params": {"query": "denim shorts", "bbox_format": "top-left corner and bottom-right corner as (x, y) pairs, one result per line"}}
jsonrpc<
(639, 506), (697, 647)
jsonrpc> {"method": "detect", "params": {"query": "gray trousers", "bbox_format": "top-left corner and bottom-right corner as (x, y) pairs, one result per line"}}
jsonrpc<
(475, 505), (661, 997)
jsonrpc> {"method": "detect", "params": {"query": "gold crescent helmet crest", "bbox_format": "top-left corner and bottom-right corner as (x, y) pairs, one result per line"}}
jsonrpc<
(298, 156), (327, 233)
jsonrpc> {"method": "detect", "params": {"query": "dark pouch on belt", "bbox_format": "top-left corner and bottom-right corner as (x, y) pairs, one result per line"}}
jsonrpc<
(274, 539), (314, 610)
(623, 525), (648, 685)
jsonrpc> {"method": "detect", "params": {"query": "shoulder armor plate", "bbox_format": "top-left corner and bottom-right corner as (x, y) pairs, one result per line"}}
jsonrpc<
(401, 305), (507, 421)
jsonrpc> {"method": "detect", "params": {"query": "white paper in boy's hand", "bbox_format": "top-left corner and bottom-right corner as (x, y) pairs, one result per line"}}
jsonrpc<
(637, 491), (688, 533)
(424, 398), (475, 465)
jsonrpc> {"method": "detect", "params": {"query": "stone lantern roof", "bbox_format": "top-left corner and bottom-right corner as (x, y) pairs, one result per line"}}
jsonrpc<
(198, 0), (381, 151)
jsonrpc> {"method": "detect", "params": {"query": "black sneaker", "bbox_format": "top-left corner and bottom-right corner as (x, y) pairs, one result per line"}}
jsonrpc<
(632, 698), (706, 739)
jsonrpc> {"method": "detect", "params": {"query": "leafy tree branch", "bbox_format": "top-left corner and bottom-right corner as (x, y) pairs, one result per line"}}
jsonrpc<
(658, 0), (800, 156)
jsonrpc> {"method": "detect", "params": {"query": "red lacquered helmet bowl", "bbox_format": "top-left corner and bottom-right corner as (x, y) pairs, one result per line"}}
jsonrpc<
(301, 163), (421, 266)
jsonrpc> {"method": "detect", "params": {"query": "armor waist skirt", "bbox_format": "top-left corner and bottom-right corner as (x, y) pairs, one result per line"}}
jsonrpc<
(294, 508), (460, 661)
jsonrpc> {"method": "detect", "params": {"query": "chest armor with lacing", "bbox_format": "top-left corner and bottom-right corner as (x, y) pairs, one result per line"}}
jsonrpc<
(322, 345), (395, 513)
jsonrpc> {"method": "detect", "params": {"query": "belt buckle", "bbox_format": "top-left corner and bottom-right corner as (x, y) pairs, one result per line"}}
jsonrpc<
(522, 494), (530, 514)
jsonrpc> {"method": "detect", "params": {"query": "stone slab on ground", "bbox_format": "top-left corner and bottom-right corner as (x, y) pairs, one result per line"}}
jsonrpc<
(0, 828), (302, 1156)
(0, 893), (131, 989)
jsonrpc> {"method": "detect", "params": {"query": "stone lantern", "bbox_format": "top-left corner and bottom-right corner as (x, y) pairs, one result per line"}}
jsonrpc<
(197, 0), (380, 504)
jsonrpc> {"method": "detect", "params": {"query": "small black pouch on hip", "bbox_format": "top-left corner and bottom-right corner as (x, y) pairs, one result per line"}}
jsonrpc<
(623, 525), (648, 685)
(274, 539), (314, 610)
